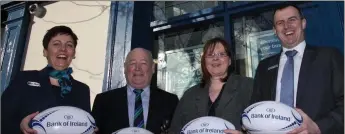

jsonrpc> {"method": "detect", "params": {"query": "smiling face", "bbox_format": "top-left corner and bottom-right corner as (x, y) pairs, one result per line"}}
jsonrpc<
(205, 43), (230, 78)
(43, 34), (76, 70)
(273, 6), (306, 49)
(124, 48), (155, 89)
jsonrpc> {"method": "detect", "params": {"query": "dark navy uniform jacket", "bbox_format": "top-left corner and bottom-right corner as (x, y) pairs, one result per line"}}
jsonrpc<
(1, 67), (91, 134)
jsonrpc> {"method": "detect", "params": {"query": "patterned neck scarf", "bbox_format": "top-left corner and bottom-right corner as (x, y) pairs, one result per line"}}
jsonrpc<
(46, 65), (73, 98)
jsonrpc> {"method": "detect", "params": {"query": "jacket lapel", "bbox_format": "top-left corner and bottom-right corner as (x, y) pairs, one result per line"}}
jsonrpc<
(146, 87), (159, 131)
(267, 55), (280, 100)
(216, 74), (238, 116)
(194, 84), (209, 117)
(119, 87), (129, 127)
(38, 68), (57, 106)
(296, 45), (316, 108)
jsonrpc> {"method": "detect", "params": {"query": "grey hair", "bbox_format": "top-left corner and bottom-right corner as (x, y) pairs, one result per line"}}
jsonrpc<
(124, 48), (154, 65)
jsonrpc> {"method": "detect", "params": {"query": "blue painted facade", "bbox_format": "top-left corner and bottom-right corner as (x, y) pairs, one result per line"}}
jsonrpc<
(1, 1), (343, 92)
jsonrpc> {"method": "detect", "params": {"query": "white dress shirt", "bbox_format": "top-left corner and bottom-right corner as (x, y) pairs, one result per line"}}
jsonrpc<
(127, 85), (150, 127)
(275, 41), (306, 107)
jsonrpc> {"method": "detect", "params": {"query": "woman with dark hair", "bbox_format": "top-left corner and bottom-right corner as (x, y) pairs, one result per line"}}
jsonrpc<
(169, 37), (253, 134)
(1, 25), (92, 134)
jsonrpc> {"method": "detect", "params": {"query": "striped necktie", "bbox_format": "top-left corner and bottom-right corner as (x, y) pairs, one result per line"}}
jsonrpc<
(133, 89), (144, 128)
(280, 50), (297, 107)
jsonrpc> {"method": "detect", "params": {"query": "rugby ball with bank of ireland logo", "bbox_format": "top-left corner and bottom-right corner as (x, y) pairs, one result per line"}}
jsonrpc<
(242, 101), (303, 134)
(31, 106), (96, 134)
(112, 127), (153, 134)
(180, 116), (235, 134)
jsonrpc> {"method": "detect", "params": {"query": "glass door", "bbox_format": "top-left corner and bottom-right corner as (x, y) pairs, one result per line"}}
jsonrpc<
(232, 10), (282, 78)
(155, 21), (224, 98)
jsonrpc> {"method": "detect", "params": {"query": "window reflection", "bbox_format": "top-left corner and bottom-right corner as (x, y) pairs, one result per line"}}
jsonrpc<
(153, 1), (219, 21)
(155, 21), (224, 98)
(233, 10), (282, 77)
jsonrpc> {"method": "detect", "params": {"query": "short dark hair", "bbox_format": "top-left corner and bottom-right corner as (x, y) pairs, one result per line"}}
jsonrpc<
(200, 37), (233, 87)
(273, 4), (304, 22)
(42, 25), (78, 49)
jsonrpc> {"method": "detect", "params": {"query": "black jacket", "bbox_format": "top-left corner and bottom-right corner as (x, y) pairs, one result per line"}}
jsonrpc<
(251, 45), (344, 134)
(1, 67), (91, 134)
(92, 86), (179, 134)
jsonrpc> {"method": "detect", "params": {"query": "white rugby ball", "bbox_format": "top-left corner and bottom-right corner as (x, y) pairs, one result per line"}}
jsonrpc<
(31, 106), (96, 134)
(181, 116), (235, 134)
(112, 127), (153, 134)
(242, 101), (303, 134)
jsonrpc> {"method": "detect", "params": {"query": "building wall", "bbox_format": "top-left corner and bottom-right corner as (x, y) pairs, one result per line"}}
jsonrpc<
(23, 1), (111, 107)
(151, 1), (344, 98)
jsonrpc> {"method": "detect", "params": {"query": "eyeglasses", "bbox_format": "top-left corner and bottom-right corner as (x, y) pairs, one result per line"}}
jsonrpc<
(205, 52), (228, 58)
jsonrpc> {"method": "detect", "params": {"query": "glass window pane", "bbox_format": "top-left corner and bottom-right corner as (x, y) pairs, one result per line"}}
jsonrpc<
(155, 21), (224, 98)
(232, 10), (282, 78)
(153, 1), (219, 21)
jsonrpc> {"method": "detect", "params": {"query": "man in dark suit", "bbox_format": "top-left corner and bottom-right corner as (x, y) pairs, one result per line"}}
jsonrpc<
(251, 4), (344, 134)
(92, 48), (179, 134)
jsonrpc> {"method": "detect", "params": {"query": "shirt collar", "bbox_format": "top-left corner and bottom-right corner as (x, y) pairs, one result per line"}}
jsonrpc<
(281, 40), (306, 58)
(127, 85), (150, 96)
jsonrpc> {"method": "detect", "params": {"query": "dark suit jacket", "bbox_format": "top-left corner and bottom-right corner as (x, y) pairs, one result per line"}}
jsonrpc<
(169, 74), (254, 133)
(251, 45), (344, 134)
(1, 67), (91, 134)
(92, 86), (179, 134)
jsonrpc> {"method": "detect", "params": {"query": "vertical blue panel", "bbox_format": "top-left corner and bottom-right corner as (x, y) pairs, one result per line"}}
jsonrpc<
(102, 1), (134, 92)
(131, 2), (154, 51)
(1, 2), (30, 92)
(223, 2), (236, 73)
(336, 1), (344, 34)
(301, 2), (344, 53)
